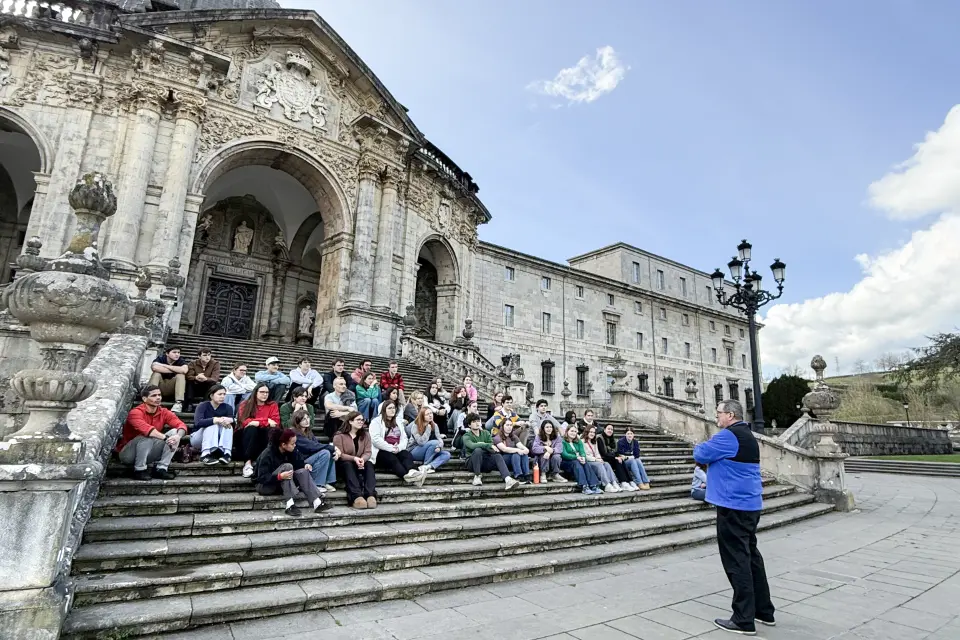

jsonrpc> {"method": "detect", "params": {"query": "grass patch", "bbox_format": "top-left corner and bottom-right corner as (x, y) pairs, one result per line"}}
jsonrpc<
(866, 454), (960, 463)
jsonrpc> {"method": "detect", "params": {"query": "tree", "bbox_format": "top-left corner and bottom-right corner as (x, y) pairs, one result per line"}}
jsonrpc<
(895, 332), (960, 389)
(853, 359), (868, 375)
(761, 374), (810, 429)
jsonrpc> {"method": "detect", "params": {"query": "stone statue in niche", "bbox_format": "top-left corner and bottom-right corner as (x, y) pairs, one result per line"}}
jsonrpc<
(298, 305), (315, 335)
(196, 212), (213, 243)
(232, 221), (253, 254)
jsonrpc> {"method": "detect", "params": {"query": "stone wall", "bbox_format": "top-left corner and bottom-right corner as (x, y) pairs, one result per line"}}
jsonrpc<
(781, 417), (953, 457)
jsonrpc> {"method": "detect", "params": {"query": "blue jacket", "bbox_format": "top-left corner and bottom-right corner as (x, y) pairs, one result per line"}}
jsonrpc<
(616, 437), (641, 459)
(295, 433), (334, 457)
(693, 422), (763, 511)
(192, 401), (234, 433)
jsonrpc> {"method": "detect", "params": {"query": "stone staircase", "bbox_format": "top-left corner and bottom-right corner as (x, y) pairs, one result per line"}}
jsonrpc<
(845, 458), (960, 478)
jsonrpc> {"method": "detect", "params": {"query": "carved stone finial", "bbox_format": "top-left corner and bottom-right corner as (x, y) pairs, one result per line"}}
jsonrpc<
(608, 351), (627, 387)
(402, 304), (417, 335)
(135, 268), (151, 297)
(561, 380), (572, 399)
(811, 354), (827, 383)
(66, 172), (117, 255)
(685, 376), (699, 401)
(462, 318), (475, 341)
(802, 355), (840, 422)
(16, 236), (46, 273)
(160, 257), (185, 299)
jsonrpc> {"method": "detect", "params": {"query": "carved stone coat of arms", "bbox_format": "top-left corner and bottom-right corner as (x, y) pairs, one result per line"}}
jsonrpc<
(255, 50), (328, 129)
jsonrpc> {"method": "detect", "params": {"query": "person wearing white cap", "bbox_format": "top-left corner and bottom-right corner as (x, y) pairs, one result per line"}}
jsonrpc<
(255, 356), (291, 403)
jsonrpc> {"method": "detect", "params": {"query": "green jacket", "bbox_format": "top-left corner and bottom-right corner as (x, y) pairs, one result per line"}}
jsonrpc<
(280, 402), (315, 430)
(561, 438), (586, 461)
(463, 429), (495, 454)
(355, 384), (381, 400)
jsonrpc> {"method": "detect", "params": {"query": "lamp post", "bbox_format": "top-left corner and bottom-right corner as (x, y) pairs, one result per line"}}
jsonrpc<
(710, 240), (786, 434)
(903, 402), (911, 427)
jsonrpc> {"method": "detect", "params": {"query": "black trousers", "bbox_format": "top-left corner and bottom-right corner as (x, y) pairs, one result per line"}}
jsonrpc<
(337, 459), (377, 502)
(716, 506), (775, 627)
(238, 427), (269, 462)
(465, 448), (510, 478)
(187, 380), (217, 404)
(323, 413), (341, 440)
(606, 458), (630, 484)
(375, 449), (416, 478)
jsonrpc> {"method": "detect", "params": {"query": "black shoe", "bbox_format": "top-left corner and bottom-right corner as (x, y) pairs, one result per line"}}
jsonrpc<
(314, 500), (333, 514)
(200, 455), (217, 466)
(151, 467), (177, 480)
(755, 616), (776, 627)
(714, 619), (756, 635)
(285, 505), (302, 517)
(132, 469), (151, 481)
(218, 455), (231, 465)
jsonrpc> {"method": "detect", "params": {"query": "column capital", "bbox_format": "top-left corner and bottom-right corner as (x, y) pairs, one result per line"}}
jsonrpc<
(121, 80), (169, 113)
(172, 91), (207, 124)
(358, 152), (382, 182)
(381, 166), (402, 192)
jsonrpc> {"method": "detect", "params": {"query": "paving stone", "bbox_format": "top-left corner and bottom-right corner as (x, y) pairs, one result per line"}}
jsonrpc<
(570, 624), (651, 640)
(841, 619), (934, 640)
(455, 595), (542, 623)
(378, 607), (474, 640)
(641, 607), (716, 635)
(606, 615), (691, 640)
(326, 598), (422, 626)
(414, 585), (500, 611)
(878, 606), (953, 632)
(227, 609), (338, 639)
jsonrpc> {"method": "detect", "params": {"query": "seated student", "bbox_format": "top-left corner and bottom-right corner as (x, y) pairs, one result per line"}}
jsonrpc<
(380, 360), (406, 405)
(236, 383), (280, 479)
(221, 363), (256, 409)
(462, 412), (519, 490)
(383, 386), (401, 406)
(350, 359), (373, 386)
(486, 391), (504, 423)
(289, 358), (323, 405)
(323, 377), (357, 440)
(254, 428), (331, 517)
(280, 386), (315, 429)
(355, 372), (381, 423)
(493, 420), (531, 483)
(617, 427), (652, 490)
(333, 411), (377, 509)
(529, 400), (561, 448)
(191, 384), (235, 465)
(599, 423), (636, 491)
(186, 348), (220, 411)
(408, 406), (452, 474)
(403, 390), (424, 425)
(451, 399), (480, 455)
(531, 421), (566, 483)
(323, 359), (357, 396)
(492, 395), (530, 445)
(691, 463), (707, 501)
(462, 375), (479, 404)
(254, 356), (291, 403)
(116, 385), (187, 480)
(292, 409), (338, 492)
(149, 346), (188, 413)
(582, 424), (622, 493)
(560, 424), (602, 495)
(425, 381), (450, 435)
(370, 400), (424, 485)
(561, 410), (578, 435)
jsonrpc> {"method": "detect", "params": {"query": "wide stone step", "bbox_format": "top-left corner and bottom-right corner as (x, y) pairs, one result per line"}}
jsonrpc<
(62, 498), (834, 638)
(845, 459), (960, 477)
(70, 489), (806, 605)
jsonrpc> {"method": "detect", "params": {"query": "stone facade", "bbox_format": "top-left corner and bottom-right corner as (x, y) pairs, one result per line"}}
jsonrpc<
(0, 2), (752, 421)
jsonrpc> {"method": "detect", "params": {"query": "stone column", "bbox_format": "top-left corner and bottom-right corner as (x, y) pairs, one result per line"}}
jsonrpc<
(371, 168), (399, 311)
(147, 92), (206, 271)
(170, 193), (205, 331)
(345, 153), (380, 306)
(102, 81), (167, 272)
(263, 259), (290, 340)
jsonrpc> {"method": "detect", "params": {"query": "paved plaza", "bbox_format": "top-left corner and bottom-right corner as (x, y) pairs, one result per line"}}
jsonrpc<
(164, 473), (960, 640)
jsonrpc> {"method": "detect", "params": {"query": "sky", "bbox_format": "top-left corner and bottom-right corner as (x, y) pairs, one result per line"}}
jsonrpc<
(288, 0), (960, 377)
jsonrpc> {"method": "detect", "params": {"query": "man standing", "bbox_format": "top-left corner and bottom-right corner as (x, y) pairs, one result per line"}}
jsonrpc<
(255, 356), (291, 403)
(186, 348), (220, 409)
(694, 399), (774, 636)
(116, 385), (187, 480)
(149, 346), (188, 413)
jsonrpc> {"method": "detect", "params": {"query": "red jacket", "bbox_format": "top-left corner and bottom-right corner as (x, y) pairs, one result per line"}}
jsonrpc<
(380, 371), (404, 391)
(237, 401), (281, 429)
(116, 404), (187, 452)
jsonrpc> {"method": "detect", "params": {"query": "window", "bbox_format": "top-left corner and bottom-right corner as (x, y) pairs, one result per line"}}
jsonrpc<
(706, 286), (713, 305)
(576, 319), (585, 339)
(724, 324), (731, 336)
(638, 372), (649, 393)
(576, 365), (589, 397)
(685, 342), (691, 358)
(632, 261), (641, 283)
(663, 376), (674, 397)
(714, 383), (724, 405)
(636, 332), (644, 350)
(575, 285), (584, 298)
(729, 381), (740, 401)
(711, 348), (717, 363)
(607, 293), (615, 306)
(709, 320), (716, 331)
(606, 322), (618, 346)
(682, 313), (690, 326)
(541, 312), (551, 334)
(656, 269), (665, 290)
(634, 301), (643, 314)
(661, 337), (668, 354)
(504, 304), (514, 327)
(739, 328), (745, 339)
(680, 277), (687, 297)
(745, 388), (754, 410)
(541, 276), (552, 291)
(726, 348), (734, 367)
(659, 307), (667, 320)
(505, 266), (515, 281)
(742, 353), (747, 368)
(541, 360), (556, 394)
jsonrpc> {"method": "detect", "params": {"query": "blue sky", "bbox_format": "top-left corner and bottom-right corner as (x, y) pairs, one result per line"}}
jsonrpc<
(291, 0), (960, 374)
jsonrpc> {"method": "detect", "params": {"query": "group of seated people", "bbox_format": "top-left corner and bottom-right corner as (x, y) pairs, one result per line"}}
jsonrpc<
(125, 348), (702, 515)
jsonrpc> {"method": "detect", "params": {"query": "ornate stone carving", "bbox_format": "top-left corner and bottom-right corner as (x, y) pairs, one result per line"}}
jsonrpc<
(803, 354), (841, 421)
(188, 51), (205, 79)
(0, 48), (11, 87)
(685, 376), (699, 401)
(2, 52), (72, 107)
(255, 50), (329, 129)
(120, 79), (169, 112)
(147, 39), (165, 66)
(232, 221), (254, 254)
(216, 38), (269, 103)
(358, 152), (381, 181)
(172, 90), (207, 123)
(195, 110), (271, 160)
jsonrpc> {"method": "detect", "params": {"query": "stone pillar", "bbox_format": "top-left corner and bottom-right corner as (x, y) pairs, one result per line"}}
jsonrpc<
(313, 233), (352, 348)
(371, 168), (399, 311)
(345, 153), (380, 306)
(263, 259), (290, 340)
(170, 194), (205, 331)
(102, 81), (167, 272)
(147, 92), (206, 271)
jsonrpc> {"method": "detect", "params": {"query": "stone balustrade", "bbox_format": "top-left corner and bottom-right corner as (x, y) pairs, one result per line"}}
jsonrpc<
(780, 416), (953, 457)
(400, 334), (509, 401)
(0, 0), (118, 34)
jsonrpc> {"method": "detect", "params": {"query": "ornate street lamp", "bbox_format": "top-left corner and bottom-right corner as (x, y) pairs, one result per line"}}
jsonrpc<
(711, 240), (786, 434)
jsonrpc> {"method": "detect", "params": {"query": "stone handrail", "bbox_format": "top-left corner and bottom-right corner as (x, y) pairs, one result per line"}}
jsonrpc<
(424, 340), (502, 378)
(401, 334), (509, 401)
(0, 0), (119, 34)
(780, 417), (953, 457)
(610, 388), (854, 511)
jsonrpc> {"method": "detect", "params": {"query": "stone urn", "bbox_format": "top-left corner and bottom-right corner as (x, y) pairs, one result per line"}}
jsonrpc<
(685, 376), (699, 401)
(802, 354), (840, 422)
(608, 351), (628, 388)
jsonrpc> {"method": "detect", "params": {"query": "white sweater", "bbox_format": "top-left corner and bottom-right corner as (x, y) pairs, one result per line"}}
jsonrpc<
(369, 415), (408, 464)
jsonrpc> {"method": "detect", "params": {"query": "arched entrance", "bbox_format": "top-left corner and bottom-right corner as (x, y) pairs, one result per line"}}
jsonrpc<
(415, 237), (460, 343)
(184, 142), (350, 346)
(0, 117), (42, 284)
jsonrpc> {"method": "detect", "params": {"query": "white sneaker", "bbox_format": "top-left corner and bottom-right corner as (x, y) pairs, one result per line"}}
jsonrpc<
(242, 461), (254, 478)
(472, 474), (483, 486)
(505, 477), (520, 491)
(403, 469), (422, 483)
(540, 476), (548, 484)
(323, 484), (336, 492)
(603, 483), (616, 493)
(552, 474), (568, 483)
(630, 482), (640, 491)
(171, 401), (183, 413)
(425, 467), (436, 474)
(612, 482), (623, 493)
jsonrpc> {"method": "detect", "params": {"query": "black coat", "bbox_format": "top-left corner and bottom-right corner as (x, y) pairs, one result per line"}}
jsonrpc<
(254, 445), (307, 492)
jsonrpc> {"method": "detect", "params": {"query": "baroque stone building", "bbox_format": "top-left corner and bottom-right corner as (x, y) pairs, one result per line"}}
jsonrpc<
(0, 0), (753, 417)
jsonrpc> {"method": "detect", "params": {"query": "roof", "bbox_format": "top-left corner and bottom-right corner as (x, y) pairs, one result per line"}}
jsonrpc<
(108, 0), (279, 10)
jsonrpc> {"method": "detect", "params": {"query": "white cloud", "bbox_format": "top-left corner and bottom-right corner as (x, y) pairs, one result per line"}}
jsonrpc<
(527, 46), (628, 105)
(762, 107), (960, 375)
